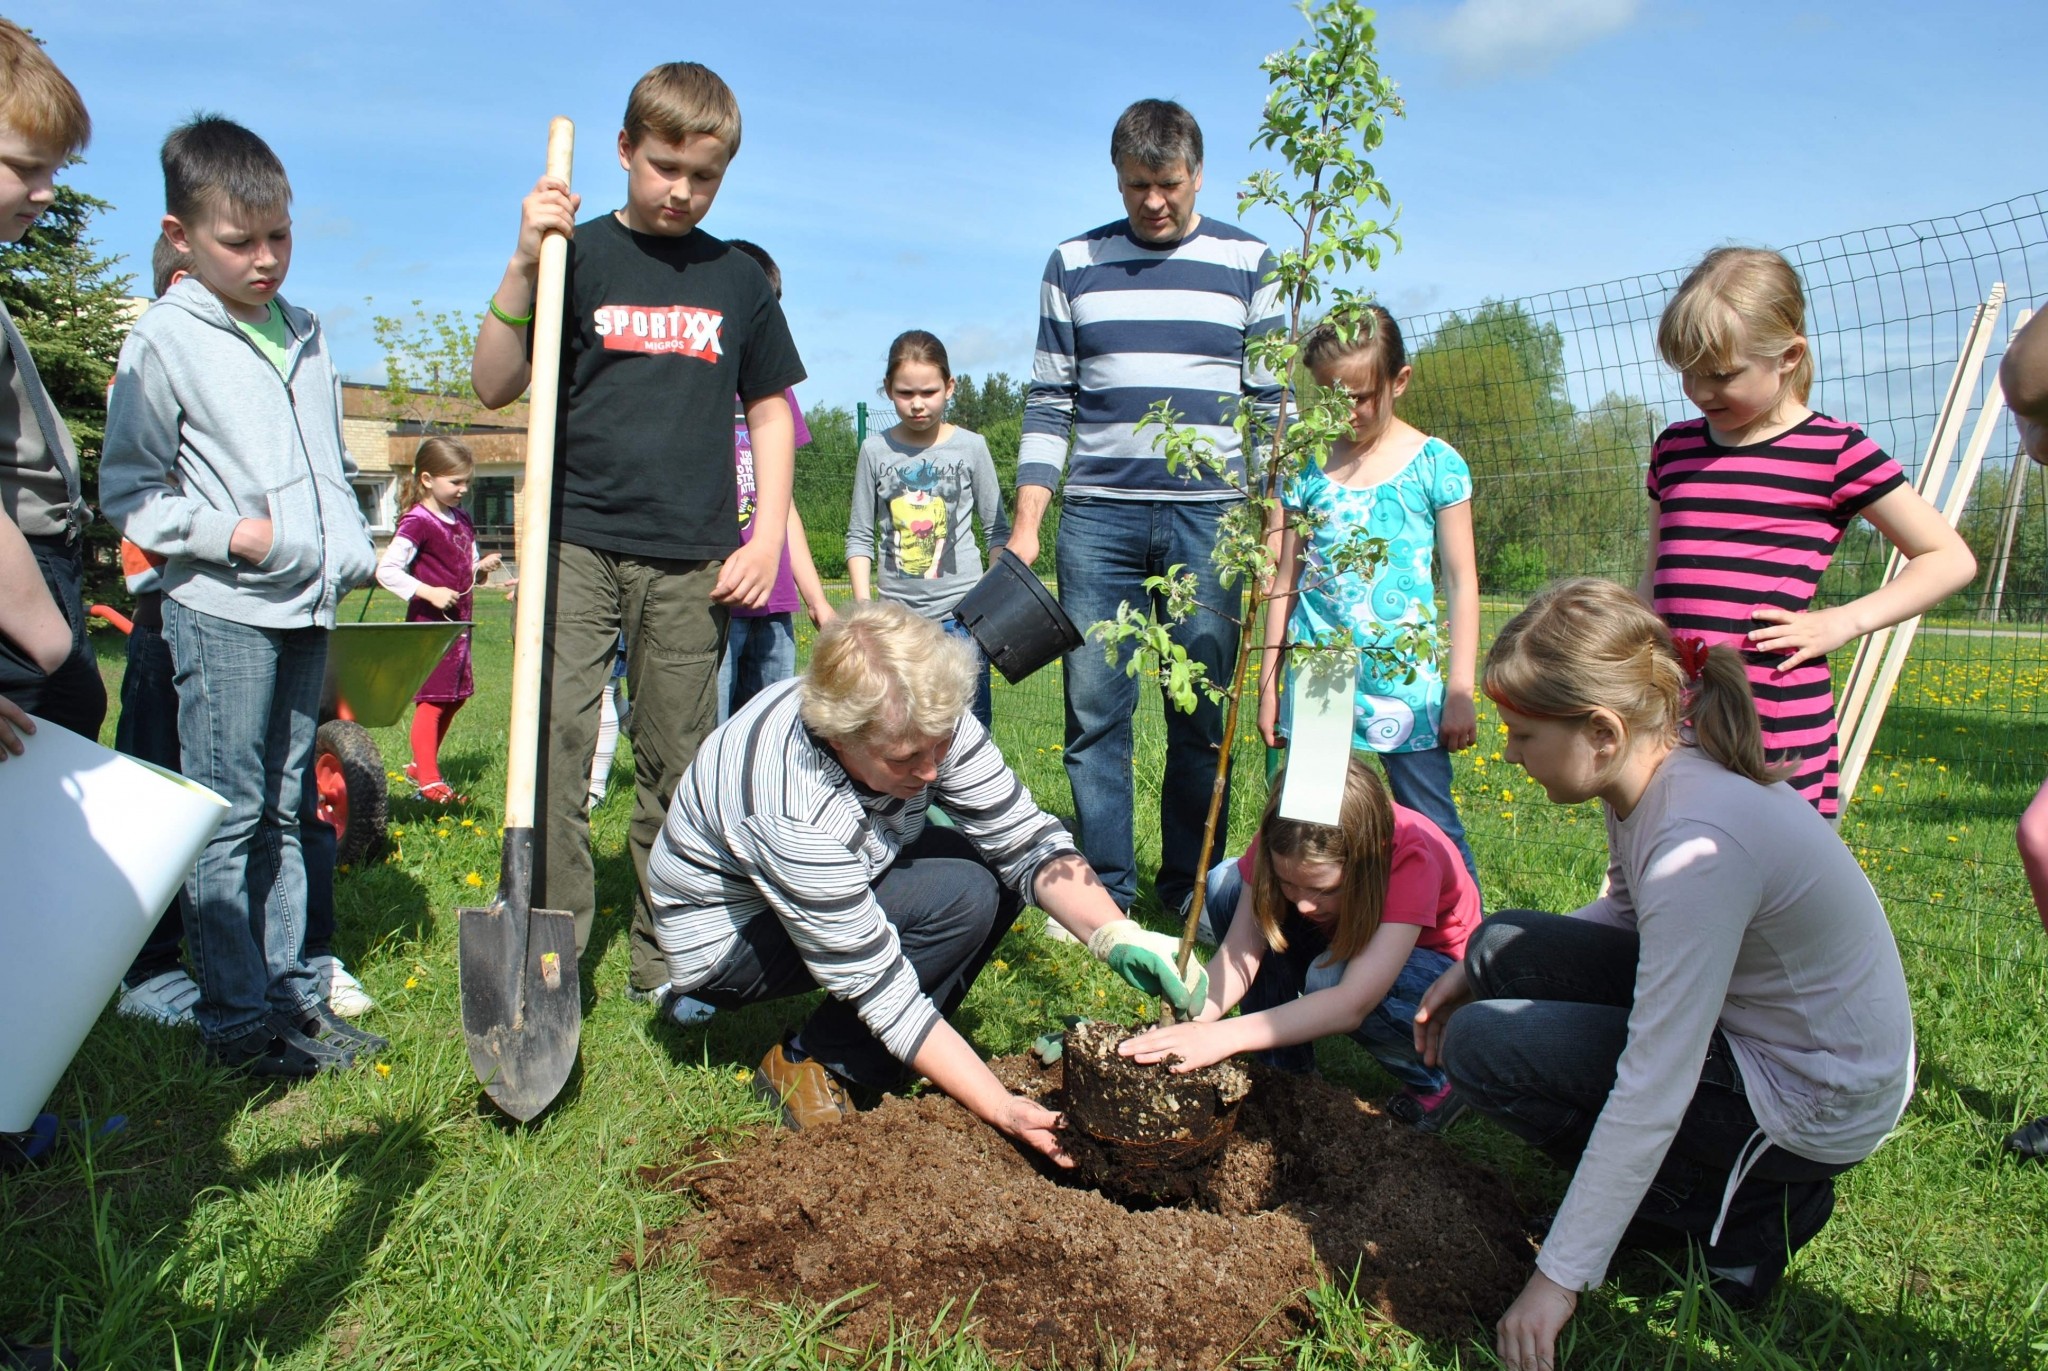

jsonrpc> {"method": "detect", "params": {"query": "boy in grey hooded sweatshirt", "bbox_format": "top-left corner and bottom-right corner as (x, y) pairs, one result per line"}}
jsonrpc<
(101, 116), (380, 1080)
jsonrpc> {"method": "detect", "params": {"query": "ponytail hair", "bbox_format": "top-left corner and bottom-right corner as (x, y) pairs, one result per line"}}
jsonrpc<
(402, 435), (475, 511)
(1252, 756), (1394, 964)
(1483, 577), (1785, 787)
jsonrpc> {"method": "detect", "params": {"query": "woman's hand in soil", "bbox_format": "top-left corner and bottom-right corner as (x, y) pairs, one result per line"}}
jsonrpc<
(1411, 959), (1475, 1068)
(995, 1094), (1073, 1167)
(1497, 1271), (1577, 1371)
(1119, 1021), (1234, 1074)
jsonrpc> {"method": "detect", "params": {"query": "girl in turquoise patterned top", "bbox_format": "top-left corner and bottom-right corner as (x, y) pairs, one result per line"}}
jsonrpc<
(1259, 307), (1481, 882)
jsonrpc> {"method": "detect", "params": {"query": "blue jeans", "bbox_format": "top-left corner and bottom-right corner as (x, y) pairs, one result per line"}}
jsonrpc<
(163, 601), (326, 1043)
(120, 612), (339, 979)
(718, 612), (797, 722)
(1202, 858), (1452, 1092)
(1378, 745), (1480, 888)
(1056, 497), (1238, 911)
(940, 617), (993, 731)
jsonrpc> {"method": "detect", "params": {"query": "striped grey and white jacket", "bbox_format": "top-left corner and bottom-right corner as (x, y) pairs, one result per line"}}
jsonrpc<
(647, 676), (1076, 1062)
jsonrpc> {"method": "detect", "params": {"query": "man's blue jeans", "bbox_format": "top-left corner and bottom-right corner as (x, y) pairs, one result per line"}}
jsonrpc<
(1056, 496), (1238, 911)
(163, 601), (325, 1043)
(718, 612), (797, 722)
(1201, 858), (1451, 1091)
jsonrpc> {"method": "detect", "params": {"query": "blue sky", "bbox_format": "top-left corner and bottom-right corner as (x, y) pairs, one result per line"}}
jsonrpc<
(33, 0), (2048, 412)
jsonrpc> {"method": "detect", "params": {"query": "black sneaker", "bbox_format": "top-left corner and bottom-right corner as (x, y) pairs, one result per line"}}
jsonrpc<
(289, 1004), (389, 1058)
(2005, 1116), (2048, 1161)
(208, 1018), (352, 1079)
(1707, 1178), (1835, 1310)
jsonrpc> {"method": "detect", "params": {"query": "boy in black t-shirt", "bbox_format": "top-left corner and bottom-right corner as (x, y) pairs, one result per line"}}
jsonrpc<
(472, 62), (806, 996)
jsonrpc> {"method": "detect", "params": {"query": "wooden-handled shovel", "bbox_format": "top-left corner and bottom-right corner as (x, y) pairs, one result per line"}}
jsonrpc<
(460, 117), (581, 1121)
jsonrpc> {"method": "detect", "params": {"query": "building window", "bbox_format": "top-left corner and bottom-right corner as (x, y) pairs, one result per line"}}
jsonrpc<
(353, 477), (395, 534)
(473, 476), (516, 555)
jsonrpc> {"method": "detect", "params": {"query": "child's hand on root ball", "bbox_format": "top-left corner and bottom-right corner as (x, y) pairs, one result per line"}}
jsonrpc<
(1120, 1020), (1234, 1073)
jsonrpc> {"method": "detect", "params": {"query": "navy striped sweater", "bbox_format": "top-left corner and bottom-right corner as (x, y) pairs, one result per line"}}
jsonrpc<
(1018, 218), (1284, 499)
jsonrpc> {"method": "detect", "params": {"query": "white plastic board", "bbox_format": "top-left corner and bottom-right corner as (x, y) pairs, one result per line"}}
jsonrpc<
(1277, 652), (1355, 826)
(0, 717), (226, 1131)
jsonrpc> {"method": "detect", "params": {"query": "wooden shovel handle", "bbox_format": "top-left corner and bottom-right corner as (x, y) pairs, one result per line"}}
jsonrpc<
(503, 117), (574, 830)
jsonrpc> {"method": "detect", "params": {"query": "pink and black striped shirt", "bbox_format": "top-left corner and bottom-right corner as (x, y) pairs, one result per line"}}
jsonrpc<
(1646, 414), (1905, 815)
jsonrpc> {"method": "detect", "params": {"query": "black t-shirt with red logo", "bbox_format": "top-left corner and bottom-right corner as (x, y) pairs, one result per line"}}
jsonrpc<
(555, 213), (806, 559)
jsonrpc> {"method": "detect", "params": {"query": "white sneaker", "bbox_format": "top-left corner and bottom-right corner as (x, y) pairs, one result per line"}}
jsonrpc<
(1042, 919), (1080, 944)
(117, 969), (201, 1028)
(309, 954), (376, 1017)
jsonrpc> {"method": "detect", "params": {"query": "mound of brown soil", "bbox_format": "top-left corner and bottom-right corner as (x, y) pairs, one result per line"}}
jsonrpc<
(633, 1057), (1532, 1369)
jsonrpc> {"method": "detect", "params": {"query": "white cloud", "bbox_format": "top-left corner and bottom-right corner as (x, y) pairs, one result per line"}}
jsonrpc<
(1427, 0), (1641, 80)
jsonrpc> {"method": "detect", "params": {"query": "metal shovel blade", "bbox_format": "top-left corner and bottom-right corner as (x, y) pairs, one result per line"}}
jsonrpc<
(459, 828), (580, 1122)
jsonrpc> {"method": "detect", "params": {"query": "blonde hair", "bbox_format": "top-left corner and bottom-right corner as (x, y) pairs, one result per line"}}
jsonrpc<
(0, 20), (89, 157)
(402, 435), (475, 511)
(800, 601), (976, 744)
(623, 62), (741, 155)
(1658, 247), (1813, 405)
(1483, 577), (1782, 787)
(1251, 757), (1394, 965)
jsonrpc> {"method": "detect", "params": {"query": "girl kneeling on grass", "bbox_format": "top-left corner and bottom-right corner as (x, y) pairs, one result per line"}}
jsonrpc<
(1120, 753), (1480, 1132)
(376, 436), (502, 803)
(1413, 577), (1914, 1371)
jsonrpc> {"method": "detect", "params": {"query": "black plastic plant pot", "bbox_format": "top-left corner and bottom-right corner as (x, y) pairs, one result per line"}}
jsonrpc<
(955, 549), (1084, 684)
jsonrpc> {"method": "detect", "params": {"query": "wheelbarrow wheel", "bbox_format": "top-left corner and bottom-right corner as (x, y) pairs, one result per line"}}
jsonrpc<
(315, 719), (388, 866)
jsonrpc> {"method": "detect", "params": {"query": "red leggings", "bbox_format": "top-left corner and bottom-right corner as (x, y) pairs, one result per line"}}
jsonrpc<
(410, 698), (466, 783)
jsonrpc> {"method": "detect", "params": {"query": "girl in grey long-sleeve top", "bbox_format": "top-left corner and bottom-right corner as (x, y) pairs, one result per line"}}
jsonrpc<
(845, 331), (1008, 727)
(1415, 578), (1913, 1371)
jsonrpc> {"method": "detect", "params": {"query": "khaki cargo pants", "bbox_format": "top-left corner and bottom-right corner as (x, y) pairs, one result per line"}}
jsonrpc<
(534, 541), (726, 992)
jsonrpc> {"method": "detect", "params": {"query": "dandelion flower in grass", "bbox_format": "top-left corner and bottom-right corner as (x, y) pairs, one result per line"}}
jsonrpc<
(461, 817), (476, 829)
(465, 871), (484, 887)
(405, 976), (419, 990)
(375, 1062), (391, 1078)
(992, 959), (1008, 973)
(437, 828), (451, 839)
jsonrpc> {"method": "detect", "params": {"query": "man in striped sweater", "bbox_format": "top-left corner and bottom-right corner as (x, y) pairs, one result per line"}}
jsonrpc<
(647, 602), (1205, 1143)
(1008, 98), (1284, 916)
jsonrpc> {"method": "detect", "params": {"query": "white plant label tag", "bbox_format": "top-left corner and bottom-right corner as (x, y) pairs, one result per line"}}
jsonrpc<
(1278, 653), (1353, 826)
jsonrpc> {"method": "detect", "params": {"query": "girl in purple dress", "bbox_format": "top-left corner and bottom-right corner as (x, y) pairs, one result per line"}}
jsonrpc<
(375, 437), (502, 803)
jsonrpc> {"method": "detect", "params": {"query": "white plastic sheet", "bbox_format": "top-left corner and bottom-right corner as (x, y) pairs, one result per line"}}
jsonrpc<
(1278, 652), (1355, 827)
(0, 716), (226, 1131)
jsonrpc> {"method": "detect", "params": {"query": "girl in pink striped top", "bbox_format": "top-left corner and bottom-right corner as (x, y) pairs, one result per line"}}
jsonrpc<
(1640, 248), (1975, 816)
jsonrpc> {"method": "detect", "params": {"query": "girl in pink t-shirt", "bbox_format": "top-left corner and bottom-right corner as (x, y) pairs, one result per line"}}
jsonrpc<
(1121, 754), (1480, 1131)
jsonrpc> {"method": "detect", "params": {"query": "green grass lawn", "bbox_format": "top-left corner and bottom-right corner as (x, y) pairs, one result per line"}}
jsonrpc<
(5, 590), (2046, 1368)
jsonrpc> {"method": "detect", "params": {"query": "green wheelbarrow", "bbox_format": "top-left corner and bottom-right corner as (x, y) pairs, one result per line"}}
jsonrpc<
(314, 620), (468, 865)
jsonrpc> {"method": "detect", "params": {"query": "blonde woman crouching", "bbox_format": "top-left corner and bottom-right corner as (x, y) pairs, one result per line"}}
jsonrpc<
(646, 601), (1203, 1160)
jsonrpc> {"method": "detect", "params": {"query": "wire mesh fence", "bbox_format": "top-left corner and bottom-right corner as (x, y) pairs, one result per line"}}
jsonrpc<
(795, 191), (2048, 968)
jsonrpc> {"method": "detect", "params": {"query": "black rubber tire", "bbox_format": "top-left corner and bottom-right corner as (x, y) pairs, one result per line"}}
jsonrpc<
(316, 719), (388, 866)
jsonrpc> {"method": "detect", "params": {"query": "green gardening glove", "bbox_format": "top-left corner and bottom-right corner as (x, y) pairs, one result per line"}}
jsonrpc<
(1087, 919), (1208, 1015)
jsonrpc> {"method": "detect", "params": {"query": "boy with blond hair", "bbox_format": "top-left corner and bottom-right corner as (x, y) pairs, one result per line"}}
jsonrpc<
(472, 61), (805, 1004)
(102, 115), (382, 1078)
(0, 20), (103, 746)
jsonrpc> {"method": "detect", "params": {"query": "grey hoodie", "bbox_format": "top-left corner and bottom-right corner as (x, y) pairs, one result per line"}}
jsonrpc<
(101, 278), (375, 629)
